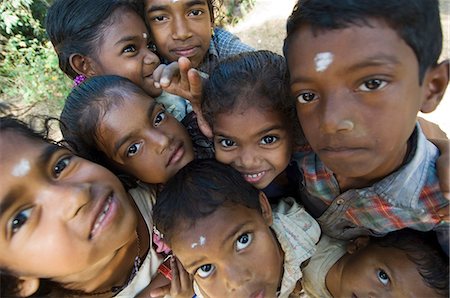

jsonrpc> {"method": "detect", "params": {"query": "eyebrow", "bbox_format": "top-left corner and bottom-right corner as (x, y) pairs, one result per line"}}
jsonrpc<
(184, 221), (251, 270)
(147, 0), (208, 13)
(0, 144), (59, 223)
(113, 100), (158, 155)
(114, 35), (139, 46)
(215, 124), (286, 139)
(37, 144), (61, 167)
(345, 54), (400, 73)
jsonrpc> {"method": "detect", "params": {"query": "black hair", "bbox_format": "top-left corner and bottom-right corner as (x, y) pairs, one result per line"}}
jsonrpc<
(60, 75), (148, 181)
(0, 115), (61, 297)
(202, 50), (298, 136)
(45, 0), (142, 79)
(283, 0), (443, 83)
(371, 229), (449, 297)
(153, 159), (261, 243)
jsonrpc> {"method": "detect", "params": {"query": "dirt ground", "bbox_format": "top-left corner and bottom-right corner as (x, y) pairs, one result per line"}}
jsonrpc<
(227, 0), (450, 135)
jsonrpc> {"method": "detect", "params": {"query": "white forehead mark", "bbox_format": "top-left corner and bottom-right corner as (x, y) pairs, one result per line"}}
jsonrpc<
(314, 52), (334, 72)
(171, 0), (179, 2)
(142, 32), (148, 39)
(12, 159), (31, 177)
(191, 235), (206, 249)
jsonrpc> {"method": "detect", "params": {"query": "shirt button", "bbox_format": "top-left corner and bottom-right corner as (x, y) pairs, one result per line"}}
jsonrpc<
(336, 198), (345, 205)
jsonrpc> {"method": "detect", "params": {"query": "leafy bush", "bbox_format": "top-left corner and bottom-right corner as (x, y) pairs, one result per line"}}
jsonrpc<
(0, 0), (70, 117)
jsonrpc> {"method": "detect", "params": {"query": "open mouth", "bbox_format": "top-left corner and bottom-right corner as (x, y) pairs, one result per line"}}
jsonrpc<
(89, 195), (114, 239)
(242, 171), (266, 183)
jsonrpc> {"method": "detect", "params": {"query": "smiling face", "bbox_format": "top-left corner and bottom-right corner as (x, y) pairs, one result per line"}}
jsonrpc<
(144, 0), (213, 68)
(0, 132), (137, 289)
(90, 7), (162, 97)
(287, 20), (435, 189)
(332, 243), (441, 298)
(213, 105), (293, 189)
(95, 91), (194, 184)
(170, 194), (284, 298)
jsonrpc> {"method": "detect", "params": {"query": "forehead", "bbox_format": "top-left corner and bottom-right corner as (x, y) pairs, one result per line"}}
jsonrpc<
(171, 204), (263, 252)
(214, 105), (288, 132)
(287, 20), (416, 75)
(100, 8), (147, 40)
(145, 0), (210, 8)
(1, 132), (46, 167)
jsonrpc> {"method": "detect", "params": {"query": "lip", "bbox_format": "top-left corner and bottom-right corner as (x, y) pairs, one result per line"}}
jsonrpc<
(88, 193), (117, 239)
(249, 289), (265, 298)
(171, 46), (199, 57)
(241, 170), (267, 184)
(318, 146), (366, 159)
(166, 142), (185, 166)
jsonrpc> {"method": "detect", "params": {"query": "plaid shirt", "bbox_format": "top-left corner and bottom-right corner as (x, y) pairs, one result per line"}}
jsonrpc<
(293, 124), (449, 243)
(198, 27), (254, 73)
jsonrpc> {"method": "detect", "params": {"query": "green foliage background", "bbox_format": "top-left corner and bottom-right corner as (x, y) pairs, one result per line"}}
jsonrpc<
(0, 0), (254, 118)
(0, 0), (70, 117)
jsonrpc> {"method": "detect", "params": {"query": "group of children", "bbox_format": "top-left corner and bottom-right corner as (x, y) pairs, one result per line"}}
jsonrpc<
(1, 0), (449, 297)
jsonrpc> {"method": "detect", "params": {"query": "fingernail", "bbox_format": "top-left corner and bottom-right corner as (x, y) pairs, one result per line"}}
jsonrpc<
(160, 78), (170, 86)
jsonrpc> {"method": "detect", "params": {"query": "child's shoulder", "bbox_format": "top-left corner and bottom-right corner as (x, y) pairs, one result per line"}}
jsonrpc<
(212, 27), (254, 57)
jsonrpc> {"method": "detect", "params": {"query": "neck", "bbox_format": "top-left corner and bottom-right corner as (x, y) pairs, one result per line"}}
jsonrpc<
(325, 252), (350, 297)
(65, 201), (149, 295)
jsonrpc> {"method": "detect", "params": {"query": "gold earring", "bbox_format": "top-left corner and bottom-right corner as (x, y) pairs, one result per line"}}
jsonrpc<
(211, 27), (215, 37)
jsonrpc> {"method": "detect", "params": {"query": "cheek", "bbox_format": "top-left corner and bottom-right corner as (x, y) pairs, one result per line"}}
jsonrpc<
(214, 149), (235, 164)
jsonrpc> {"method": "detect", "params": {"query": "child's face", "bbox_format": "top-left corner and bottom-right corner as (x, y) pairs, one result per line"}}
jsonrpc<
(334, 242), (441, 297)
(95, 92), (194, 184)
(287, 20), (432, 186)
(0, 132), (137, 284)
(144, 0), (213, 68)
(213, 105), (293, 189)
(92, 8), (162, 97)
(170, 195), (284, 297)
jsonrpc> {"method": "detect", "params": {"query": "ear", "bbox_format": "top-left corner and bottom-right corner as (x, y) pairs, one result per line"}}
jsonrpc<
(69, 53), (98, 78)
(16, 276), (40, 297)
(258, 192), (273, 226)
(420, 60), (450, 113)
(346, 236), (370, 254)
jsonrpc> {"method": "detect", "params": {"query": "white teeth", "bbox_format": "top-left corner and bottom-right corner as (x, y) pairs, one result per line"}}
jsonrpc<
(90, 197), (112, 238)
(245, 172), (264, 178)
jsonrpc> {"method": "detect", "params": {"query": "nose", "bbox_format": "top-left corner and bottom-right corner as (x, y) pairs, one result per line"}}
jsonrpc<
(143, 50), (160, 66)
(146, 129), (170, 154)
(319, 91), (355, 134)
(171, 16), (192, 40)
(39, 182), (91, 220)
(235, 147), (261, 169)
(223, 262), (252, 291)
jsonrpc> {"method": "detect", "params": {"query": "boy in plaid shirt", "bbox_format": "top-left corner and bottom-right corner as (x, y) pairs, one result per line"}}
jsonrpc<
(283, 0), (449, 254)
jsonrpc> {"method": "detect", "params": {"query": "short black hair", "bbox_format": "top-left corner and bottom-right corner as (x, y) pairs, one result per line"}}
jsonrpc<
(60, 75), (148, 180)
(371, 229), (449, 297)
(45, 0), (141, 79)
(283, 0), (443, 83)
(153, 159), (261, 243)
(202, 50), (296, 131)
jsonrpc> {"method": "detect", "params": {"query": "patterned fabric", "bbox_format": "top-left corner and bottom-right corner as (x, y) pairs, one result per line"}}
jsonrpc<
(117, 186), (166, 297)
(156, 91), (192, 122)
(292, 124), (449, 249)
(301, 235), (347, 298)
(198, 27), (255, 73)
(271, 198), (321, 298)
(181, 111), (215, 159)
